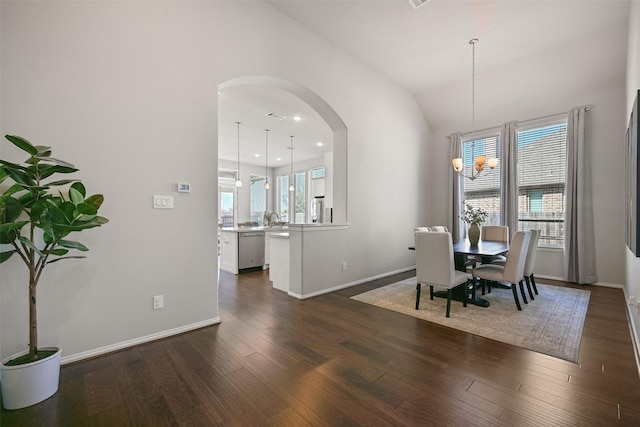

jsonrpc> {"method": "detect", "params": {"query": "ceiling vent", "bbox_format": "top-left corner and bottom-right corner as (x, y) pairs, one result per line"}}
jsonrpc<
(265, 112), (287, 120)
(408, 0), (431, 10)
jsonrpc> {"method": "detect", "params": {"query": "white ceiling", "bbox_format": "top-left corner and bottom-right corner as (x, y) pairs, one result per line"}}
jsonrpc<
(220, 0), (630, 166)
(218, 84), (333, 168)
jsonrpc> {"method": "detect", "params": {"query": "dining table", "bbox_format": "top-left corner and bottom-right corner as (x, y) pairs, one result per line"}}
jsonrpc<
(409, 239), (510, 307)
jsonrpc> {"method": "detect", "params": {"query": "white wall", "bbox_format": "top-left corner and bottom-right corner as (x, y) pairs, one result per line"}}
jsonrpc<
(625, 1), (640, 350)
(0, 1), (430, 362)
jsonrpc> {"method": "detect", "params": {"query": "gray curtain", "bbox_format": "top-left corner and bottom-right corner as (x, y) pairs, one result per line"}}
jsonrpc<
(564, 107), (598, 284)
(500, 122), (518, 240)
(449, 133), (463, 241)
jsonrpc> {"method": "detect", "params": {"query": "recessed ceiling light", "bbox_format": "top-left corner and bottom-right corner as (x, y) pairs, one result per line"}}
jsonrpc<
(317, 142), (324, 147)
(293, 115), (302, 122)
(254, 153), (260, 157)
(276, 157), (282, 161)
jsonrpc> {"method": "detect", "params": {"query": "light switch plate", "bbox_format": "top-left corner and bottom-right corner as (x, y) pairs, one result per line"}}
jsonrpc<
(153, 195), (174, 209)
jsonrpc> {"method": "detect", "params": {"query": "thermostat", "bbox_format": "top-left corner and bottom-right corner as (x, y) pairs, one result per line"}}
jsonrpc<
(177, 183), (191, 193)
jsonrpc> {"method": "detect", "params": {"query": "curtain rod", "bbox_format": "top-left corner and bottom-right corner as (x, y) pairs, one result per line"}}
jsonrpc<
(447, 105), (594, 139)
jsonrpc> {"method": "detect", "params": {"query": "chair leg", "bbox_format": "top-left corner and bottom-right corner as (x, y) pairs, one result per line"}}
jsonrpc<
(519, 280), (528, 304)
(524, 276), (534, 301)
(511, 283), (522, 310)
(530, 274), (539, 295)
(462, 282), (468, 308)
(487, 279), (492, 294)
(429, 285), (434, 300)
(416, 283), (421, 310)
(446, 289), (452, 318)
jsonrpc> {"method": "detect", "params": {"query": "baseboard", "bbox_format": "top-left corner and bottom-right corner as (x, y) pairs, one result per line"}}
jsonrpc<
(536, 274), (623, 289)
(60, 317), (221, 365)
(289, 266), (416, 300)
(621, 287), (640, 377)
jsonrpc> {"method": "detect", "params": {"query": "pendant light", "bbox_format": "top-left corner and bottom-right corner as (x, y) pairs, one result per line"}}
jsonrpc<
(235, 122), (243, 187)
(263, 129), (270, 190)
(289, 136), (295, 192)
(451, 38), (499, 180)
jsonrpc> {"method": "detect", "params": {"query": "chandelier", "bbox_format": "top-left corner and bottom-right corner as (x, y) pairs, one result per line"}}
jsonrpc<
(452, 38), (498, 180)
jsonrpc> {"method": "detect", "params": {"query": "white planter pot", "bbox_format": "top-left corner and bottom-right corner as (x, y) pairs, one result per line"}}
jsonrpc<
(1, 347), (61, 410)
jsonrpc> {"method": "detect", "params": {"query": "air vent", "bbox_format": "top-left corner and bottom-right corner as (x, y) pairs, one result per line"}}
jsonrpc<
(408, 0), (431, 10)
(265, 112), (287, 120)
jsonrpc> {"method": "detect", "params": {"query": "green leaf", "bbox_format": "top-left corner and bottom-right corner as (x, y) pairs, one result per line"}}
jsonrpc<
(18, 236), (44, 257)
(2, 183), (25, 197)
(59, 239), (89, 251)
(0, 250), (17, 263)
(68, 216), (108, 231)
(5, 135), (38, 156)
(35, 145), (52, 157)
(84, 194), (104, 210)
(69, 187), (84, 205)
(40, 157), (75, 168)
(0, 220), (29, 232)
(0, 230), (18, 244)
(0, 197), (24, 223)
(46, 255), (86, 264)
(76, 202), (97, 216)
(42, 179), (76, 187)
(47, 248), (69, 256)
(70, 182), (86, 198)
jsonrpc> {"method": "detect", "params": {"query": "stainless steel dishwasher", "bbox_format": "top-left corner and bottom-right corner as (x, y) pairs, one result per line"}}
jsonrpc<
(237, 231), (265, 270)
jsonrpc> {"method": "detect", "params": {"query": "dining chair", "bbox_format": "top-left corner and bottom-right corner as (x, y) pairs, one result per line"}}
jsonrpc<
(415, 231), (470, 317)
(481, 225), (509, 262)
(523, 229), (541, 297)
(492, 229), (540, 300)
(472, 231), (531, 311)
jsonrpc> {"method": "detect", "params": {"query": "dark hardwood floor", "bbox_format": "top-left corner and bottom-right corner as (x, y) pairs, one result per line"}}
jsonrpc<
(2, 269), (640, 426)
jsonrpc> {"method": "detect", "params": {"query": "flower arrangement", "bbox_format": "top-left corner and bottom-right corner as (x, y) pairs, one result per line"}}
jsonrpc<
(461, 201), (488, 225)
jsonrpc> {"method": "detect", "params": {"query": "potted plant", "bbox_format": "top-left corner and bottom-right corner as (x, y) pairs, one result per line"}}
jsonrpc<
(461, 201), (488, 245)
(0, 135), (108, 409)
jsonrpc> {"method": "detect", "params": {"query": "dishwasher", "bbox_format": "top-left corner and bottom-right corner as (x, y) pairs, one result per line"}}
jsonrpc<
(237, 231), (265, 270)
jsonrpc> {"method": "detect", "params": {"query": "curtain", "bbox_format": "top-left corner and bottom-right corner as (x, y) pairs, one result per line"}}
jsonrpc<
(500, 122), (518, 240)
(564, 107), (598, 284)
(449, 133), (463, 241)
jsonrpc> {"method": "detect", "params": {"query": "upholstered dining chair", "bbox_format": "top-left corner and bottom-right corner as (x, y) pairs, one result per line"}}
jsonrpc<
(492, 229), (540, 301)
(415, 231), (469, 318)
(481, 225), (509, 262)
(472, 231), (531, 311)
(523, 229), (540, 298)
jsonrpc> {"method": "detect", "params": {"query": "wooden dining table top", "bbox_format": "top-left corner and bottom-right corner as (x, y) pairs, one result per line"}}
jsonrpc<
(452, 239), (509, 256)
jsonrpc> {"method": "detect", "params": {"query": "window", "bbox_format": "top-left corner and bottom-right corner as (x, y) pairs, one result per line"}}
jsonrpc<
(277, 175), (290, 222)
(219, 189), (234, 227)
(462, 132), (501, 226)
(293, 172), (306, 223)
(517, 119), (567, 247)
(250, 175), (266, 225)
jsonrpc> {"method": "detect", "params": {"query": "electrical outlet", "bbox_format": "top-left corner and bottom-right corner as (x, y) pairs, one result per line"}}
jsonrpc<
(153, 295), (164, 310)
(630, 296), (637, 307)
(342, 262), (347, 271)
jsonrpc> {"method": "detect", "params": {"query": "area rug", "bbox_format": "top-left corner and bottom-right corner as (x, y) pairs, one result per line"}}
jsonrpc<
(351, 277), (590, 363)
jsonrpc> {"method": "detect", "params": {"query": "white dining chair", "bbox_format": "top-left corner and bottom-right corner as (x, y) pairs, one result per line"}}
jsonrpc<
(492, 229), (540, 301)
(472, 231), (531, 311)
(415, 231), (469, 317)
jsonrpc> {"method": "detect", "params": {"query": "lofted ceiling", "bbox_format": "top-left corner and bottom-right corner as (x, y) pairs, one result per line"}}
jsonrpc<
(220, 0), (629, 166)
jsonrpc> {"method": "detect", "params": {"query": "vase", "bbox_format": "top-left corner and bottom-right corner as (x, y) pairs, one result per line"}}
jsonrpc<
(1, 347), (61, 410)
(468, 223), (480, 246)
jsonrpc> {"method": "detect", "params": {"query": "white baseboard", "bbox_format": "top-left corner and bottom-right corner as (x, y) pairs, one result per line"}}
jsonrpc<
(289, 266), (416, 299)
(60, 317), (221, 365)
(536, 274), (623, 289)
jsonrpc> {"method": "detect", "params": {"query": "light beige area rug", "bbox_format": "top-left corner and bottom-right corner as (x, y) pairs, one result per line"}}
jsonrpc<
(351, 277), (590, 363)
